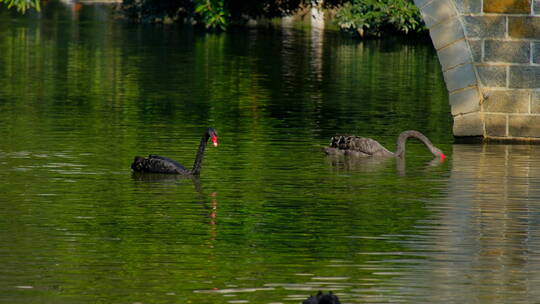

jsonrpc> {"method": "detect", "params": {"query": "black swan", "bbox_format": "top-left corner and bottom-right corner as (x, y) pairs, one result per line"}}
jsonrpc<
(303, 291), (341, 304)
(323, 130), (445, 159)
(131, 128), (218, 175)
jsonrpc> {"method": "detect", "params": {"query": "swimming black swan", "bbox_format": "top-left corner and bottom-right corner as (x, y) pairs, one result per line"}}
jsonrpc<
(303, 291), (341, 304)
(131, 128), (218, 175)
(323, 130), (445, 159)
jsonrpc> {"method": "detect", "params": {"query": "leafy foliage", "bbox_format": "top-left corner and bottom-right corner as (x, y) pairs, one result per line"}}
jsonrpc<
(120, 0), (347, 30)
(194, 0), (230, 30)
(0, 0), (40, 12)
(334, 0), (425, 37)
(1, 0), (423, 35)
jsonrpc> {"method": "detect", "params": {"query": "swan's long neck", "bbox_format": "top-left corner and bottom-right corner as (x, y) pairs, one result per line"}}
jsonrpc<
(394, 130), (438, 157)
(191, 133), (210, 175)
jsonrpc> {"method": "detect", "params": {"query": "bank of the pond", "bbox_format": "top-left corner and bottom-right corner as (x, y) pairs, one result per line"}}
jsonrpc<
(119, 0), (426, 38)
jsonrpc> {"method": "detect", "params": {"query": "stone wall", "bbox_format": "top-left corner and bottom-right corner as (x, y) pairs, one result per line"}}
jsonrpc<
(414, 0), (540, 140)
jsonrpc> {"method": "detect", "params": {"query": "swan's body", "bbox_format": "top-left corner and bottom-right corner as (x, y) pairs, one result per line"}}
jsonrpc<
(323, 130), (445, 159)
(303, 291), (341, 304)
(131, 128), (218, 175)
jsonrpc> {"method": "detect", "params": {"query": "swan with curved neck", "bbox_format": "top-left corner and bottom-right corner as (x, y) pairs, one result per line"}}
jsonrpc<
(131, 128), (218, 175)
(323, 130), (445, 159)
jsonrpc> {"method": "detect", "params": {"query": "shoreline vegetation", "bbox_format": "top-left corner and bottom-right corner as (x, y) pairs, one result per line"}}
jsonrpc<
(1, 0), (426, 38)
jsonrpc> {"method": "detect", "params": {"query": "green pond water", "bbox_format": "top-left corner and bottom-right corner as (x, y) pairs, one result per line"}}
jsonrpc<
(2, 2), (540, 304)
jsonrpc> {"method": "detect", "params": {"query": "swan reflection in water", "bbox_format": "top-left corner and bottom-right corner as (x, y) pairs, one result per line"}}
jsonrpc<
(325, 151), (445, 175)
(130, 172), (219, 241)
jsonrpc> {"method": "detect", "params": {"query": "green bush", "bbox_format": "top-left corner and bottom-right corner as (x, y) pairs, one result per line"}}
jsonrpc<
(121, 0), (230, 30)
(335, 0), (425, 37)
(0, 0), (40, 12)
(120, 0), (425, 36)
(194, 0), (230, 30)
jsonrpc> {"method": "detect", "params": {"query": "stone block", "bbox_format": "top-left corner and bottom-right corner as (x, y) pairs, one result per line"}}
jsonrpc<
(509, 66), (540, 88)
(462, 16), (506, 39)
(449, 87), (481, 115)
(453, 112), (484, 136)
(483, 90), (530, 113)
(535, 0), (540, 14)
(437, 39), (472, 70)
(419, 0), (457, 28)
(413, 0), (431, 9)
(530, 90), (540, 113)
(476, 65), (507, 87)
(443, 63), (477, 92)
(534, 42), (540, 63)
(484, 0), (531, 14)
(429, 17), (466, 50)
(485, 114), (508, 137)
(508, 16), (540, 39)
(454, 0), (483, 13)
(484, 40), (530, 64)
(468, 39), (482, 62)
(509, 115), (540, 137)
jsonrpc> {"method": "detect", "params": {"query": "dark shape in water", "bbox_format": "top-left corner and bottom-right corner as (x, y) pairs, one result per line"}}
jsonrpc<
(131, 128), (218, 175)
(303, 291), (341, 304)
(323, 130), (445, 160)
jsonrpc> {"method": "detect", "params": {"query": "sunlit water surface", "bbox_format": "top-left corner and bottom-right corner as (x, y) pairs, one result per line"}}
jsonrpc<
(2, 2), (540, 304)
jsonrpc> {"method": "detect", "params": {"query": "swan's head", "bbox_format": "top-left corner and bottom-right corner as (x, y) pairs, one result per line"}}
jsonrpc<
(207, 128), (218, 147)
(433, 148), (446, 161)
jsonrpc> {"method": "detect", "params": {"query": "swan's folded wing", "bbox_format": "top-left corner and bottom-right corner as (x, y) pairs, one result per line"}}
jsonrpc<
(348, 137), (389, 156)
(148, 155), (188, 173)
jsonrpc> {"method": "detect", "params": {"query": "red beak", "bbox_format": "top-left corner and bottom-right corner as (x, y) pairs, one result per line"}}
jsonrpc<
(211, 135), (218, 147)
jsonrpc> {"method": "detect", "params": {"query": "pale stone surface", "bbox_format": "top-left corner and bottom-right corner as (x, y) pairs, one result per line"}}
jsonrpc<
(476, 65), (507, 87)
(509, 66), (540, 88)
(484, 114), (507, 137)
(533, 42), (540, 63)
(484, 40), (530, 64)
(483, 90), (530, 113)
(429, 17), (465, 50)
(413, 0), (432, 9)
(453, 112), (484, 136)
(509, 115), (540, 137)
(418, 0), (540, 139)
(462, 16), (506, 39)
(443, 63), (477, 92)
(454, 0), (482, 13)
(438, 39), (472, 70)
(468, 39), (482, 62)
(420, 0), (457, 28)
(530, 90), (540, 113)
(449, 87), (481, 115)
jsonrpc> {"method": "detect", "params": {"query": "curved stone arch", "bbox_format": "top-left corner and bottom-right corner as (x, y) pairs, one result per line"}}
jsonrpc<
(413, 0), (484, 137)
